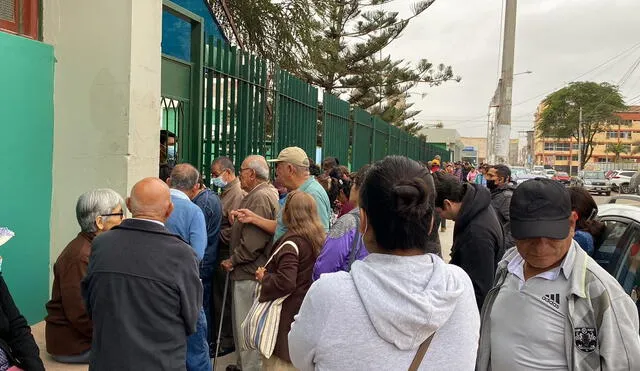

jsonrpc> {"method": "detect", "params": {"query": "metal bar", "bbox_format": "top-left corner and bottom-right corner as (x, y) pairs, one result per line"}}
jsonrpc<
(163, 0), (203, 24)
(220, 42), (229, 157)
(204, 35), (215, 179)
(213, 38), (223, 160)
(188, 9), (204, 171)
(228, 46), (238, 163)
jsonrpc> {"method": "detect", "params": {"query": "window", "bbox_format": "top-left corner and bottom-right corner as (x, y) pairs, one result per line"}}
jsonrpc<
(594, 220), (630, 275)
(572, 143), (579, 150)
(597, 158), (608, 163)
(556, 155), (568, 160)
(616, 227), (640, 295)
(606, 131), (632, 139)
(572, 155), (578, 161)
(0, 0), (39, 39)
(543, 142), (570, 151)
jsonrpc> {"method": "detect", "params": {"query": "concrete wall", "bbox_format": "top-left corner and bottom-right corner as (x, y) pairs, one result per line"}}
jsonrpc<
(43, 0), (162, 268)
(0, 32), (54, 324)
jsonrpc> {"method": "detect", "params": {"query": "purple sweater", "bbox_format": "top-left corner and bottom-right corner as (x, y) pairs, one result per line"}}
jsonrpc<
(313, 208), (368, 281)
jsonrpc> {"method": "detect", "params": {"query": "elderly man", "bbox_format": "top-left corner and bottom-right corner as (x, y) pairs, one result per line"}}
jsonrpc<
(477, 178), (640, 371)
(46, 189), (125, 364)
(191, 176), (223, 354)
(211, 156), (246, 357)
(82, 178), (202, 370)
(234, 147), (330, 241)
(166, 164), (210, 371)
(221, 155), (279, 371)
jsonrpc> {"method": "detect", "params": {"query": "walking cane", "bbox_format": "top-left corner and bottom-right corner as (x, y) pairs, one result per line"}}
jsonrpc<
(213, 270), (230, 369)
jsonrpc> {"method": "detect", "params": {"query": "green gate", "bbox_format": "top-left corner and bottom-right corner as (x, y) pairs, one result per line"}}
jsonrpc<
(161, 1), (203, 170)
(322, 93), (350, 166)
(204, 38), (269, 176)
(372, 116), (388, 161)
(352, 108), (373, 169)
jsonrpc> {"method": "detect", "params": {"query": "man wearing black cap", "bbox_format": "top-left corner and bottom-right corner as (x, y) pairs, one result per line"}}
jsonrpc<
(477, 178), (640, 371)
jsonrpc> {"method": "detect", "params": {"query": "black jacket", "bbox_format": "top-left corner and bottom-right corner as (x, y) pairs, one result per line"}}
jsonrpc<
(451, 183), (505, 310)
(82, 219), (203, 371)
(490, 184), (516, 248)
(0, 275), (44, 371)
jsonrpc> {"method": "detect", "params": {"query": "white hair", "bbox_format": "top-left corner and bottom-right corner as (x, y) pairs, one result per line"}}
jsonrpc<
(76, 189), (126, 233)
(247, 158), (270, 180)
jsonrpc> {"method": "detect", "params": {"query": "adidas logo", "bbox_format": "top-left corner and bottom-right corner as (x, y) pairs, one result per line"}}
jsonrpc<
(542, 293), (560, 309)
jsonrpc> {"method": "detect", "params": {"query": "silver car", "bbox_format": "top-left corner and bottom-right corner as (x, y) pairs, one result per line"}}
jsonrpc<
(573, 170), (611, 196)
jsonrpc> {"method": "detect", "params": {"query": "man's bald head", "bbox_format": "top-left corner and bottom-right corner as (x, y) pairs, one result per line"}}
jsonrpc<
(127, 177), (174, 222)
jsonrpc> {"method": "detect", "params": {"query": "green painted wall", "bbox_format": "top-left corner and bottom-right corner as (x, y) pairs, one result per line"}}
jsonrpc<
(0, 32), (54, 324)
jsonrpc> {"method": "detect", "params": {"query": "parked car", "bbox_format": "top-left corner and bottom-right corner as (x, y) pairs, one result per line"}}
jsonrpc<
(552, 171), (571, 185)
(571, 170), (611, 196)
(629, 171), (640, 195)
(510, 166), (529, 184)
(610, 170), (637, 194)
(595, 195), (640, 318)
(512, 172), (538, 187)
(544, 168), (557, 178)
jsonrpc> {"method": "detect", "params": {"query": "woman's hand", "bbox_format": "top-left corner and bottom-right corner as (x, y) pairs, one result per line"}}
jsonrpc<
(255, 266), (266, 282)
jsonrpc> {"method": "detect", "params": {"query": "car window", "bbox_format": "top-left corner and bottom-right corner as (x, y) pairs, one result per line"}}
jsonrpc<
(593, 220), (630, 275)
(616, 227), (640, 295)
(621, 171), (636, 177)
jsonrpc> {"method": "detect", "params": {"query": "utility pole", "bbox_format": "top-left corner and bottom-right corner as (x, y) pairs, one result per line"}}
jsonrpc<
(577, 106), (583, 172)
(493, 0), (518, 164)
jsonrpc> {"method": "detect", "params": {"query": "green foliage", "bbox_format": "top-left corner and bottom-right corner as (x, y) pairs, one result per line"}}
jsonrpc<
(224, 0), (458, 135)
(537, 81), (627, 167)
(605, 142), (628, 163)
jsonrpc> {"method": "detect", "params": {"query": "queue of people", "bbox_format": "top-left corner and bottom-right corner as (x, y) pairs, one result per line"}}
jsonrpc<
(1, 148), (638, 371)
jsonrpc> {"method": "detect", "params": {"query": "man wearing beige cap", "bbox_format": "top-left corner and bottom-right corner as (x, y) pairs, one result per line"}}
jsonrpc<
(233, 146), (331, 241)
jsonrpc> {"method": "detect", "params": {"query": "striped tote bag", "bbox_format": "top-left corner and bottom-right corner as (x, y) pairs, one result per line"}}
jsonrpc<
(241, 240), (299, 358)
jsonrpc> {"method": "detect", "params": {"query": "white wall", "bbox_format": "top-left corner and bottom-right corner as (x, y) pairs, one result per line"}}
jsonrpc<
(44, 0), (162, 267)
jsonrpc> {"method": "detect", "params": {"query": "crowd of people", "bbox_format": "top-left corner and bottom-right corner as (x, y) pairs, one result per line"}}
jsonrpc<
(0, 146), (639, 371)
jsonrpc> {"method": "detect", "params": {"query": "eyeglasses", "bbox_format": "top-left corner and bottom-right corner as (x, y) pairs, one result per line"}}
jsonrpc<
(101, 212), (124, 219)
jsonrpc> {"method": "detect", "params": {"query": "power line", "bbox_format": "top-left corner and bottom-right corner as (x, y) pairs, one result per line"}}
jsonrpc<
(512, 41), (640, 108)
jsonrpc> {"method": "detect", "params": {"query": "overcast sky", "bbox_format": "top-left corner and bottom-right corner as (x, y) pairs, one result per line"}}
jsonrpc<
(384, 0), (640, 140)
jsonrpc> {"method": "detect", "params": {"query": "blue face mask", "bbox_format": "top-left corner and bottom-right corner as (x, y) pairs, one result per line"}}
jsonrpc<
(212, 175), (227, 188)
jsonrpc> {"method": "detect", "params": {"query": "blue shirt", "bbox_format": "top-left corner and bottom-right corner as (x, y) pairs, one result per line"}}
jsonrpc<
(192, 188), (223, 274)
(274, 176), (331, 241)
(166, 189), (207, 261)
(573, 230), (594, 256)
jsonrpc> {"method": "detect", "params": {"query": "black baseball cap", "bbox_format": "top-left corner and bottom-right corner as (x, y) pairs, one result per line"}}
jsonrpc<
(510, 178), (572, 240)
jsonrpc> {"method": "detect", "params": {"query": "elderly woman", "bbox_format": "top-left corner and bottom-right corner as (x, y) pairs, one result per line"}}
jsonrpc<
(0, 227), (45, 371)
(45, 189), (125, 364)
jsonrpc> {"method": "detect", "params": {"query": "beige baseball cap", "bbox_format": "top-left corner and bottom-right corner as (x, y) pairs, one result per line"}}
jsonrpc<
(267, 146), (310, 167)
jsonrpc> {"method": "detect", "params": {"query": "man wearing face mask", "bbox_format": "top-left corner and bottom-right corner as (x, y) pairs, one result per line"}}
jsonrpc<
(210, 156), (246, 358)
(433, 172), (505, 310)
(486, 164), (516, 248)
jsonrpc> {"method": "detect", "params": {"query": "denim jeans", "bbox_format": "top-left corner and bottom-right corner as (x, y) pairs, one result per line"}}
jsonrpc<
(186, 308), (211, 371)
(201, 267), (214, 344)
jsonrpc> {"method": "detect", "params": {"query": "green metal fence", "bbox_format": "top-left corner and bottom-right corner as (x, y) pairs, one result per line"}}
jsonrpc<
(322, 93), (350, 166)
(275, 69), (319, 161)
(198, 37), (447, 177)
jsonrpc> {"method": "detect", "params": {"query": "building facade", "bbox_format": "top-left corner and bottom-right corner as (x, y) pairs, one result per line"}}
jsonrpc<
(420, 128), (464, 162)
(0, 0), (229, 324)
(534, 106), (640, 174)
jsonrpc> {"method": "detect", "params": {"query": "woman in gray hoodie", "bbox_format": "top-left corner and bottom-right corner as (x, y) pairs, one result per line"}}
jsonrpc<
(288, 156), (480, 370)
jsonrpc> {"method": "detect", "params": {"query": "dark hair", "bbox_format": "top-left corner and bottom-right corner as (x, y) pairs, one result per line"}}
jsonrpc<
(160, 129), (176, 145)
(491, 164), (511, 182)
(569, 186), (606, 239)
(323, 157), (339, 169)
(359, 156), (436, 252)
(212, 156), (234, 172)
(308, 159), (322, 176)
(432, 172), (465, 208)
(159, 163), (173, 183)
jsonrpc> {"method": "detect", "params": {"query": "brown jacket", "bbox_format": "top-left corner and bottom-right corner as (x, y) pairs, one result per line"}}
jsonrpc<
(259, 233), (317, 362)
(45, 232), (93, 356)
(229, 182), (279, 281)
(220, 178), (246, 247)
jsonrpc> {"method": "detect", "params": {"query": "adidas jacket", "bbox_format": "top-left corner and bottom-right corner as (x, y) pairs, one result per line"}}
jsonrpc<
(476, 242), (640, 371)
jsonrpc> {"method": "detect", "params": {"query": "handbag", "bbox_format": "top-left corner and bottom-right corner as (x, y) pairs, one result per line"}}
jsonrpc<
(241, 240), (299, 358)
(408, 332), (436, 371)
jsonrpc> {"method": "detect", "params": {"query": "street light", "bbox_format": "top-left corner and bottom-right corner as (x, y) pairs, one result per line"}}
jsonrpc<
(514, 70), (533, 76)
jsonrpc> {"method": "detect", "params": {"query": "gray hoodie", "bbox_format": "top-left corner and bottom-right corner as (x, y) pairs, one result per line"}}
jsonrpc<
(288, 253), (480, 370)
